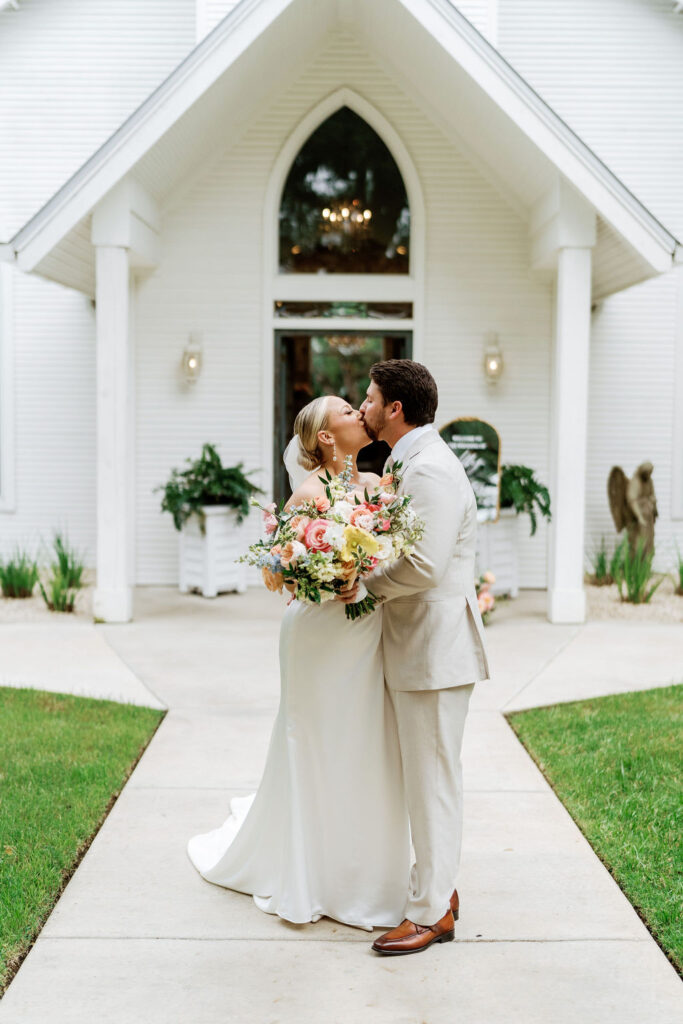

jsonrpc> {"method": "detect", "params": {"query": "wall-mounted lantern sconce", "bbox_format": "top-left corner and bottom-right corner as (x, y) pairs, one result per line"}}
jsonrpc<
(483, 331), (504, 385)
(181, 333), (203, 384)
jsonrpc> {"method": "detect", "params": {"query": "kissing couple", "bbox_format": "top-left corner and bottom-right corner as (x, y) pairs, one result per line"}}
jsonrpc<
(187, 358), (491, 956)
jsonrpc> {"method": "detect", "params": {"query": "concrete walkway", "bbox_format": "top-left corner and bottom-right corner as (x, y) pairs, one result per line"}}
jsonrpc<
(1, 588), (681, 1022)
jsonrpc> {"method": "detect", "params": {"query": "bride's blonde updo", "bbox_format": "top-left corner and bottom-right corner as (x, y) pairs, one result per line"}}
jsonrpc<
(293, 395), (332, 471)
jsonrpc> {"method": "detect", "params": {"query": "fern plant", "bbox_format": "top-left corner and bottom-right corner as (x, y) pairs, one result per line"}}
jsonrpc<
(154, 442), (263, 535)
(499, 464), (551, 537)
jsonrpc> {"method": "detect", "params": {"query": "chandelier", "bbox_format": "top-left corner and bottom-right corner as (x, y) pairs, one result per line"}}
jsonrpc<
(321, 198), (372, 232)
(325, 334), (368, 355)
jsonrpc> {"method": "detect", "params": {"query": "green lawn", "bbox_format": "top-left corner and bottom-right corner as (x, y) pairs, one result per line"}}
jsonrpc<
(0, 686), (165, 993)
(507, 683), (683, 976)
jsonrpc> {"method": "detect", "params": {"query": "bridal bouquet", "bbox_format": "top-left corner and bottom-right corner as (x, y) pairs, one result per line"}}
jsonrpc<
(239, 456), (425, 619)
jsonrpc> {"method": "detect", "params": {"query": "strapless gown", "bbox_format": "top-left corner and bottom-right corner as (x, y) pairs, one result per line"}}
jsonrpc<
(186, 598), (412, 931)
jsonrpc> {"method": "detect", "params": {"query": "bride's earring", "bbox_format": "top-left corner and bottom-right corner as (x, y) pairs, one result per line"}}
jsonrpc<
(333, 441), (337, 463)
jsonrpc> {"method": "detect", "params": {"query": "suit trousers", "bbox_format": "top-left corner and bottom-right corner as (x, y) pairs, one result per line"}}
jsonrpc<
(388, 681), (475, 926)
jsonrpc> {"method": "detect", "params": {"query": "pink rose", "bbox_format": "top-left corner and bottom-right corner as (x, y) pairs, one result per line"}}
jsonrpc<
(379, 492), (397, 506)
(378, 519), (391, 532)
(314, 496), (331, 513)
(304, 519), (332, 552)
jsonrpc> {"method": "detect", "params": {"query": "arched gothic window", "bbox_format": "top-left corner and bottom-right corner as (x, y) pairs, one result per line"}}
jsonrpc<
(279, 106), (410, 274)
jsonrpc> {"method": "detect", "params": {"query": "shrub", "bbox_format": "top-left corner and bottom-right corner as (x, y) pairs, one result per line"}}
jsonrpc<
(0, 549), (39, 598)
(587, 536), (613, 585)
(612, 535), (665, 604)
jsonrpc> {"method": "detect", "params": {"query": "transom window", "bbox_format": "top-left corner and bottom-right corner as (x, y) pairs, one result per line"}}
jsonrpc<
(278, 106), (410, 275)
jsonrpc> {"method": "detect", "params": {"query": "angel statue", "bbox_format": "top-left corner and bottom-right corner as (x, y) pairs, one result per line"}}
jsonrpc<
(607, 461), (658, 557)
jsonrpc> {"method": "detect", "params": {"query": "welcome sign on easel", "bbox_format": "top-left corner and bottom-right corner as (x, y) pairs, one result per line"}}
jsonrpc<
(439, 417), (501, 523)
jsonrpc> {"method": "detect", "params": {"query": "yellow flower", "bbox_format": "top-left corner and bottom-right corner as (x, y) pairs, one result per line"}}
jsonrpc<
(342, 525), (380, 561)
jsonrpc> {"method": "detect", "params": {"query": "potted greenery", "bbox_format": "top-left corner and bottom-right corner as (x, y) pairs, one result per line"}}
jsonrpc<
(475, 464), (551, 598)
(154, 442), (263, 597)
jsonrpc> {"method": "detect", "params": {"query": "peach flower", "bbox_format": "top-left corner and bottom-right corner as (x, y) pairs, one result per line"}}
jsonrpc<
(379, 473), (394, 487)
(280, 540), (306, 568)
(262, 566), (284, 593)
(289, 515), (311, 542)
(349, 507), (374, 531)
(338, 559), (357, 581)
(314, 496), (331, 513)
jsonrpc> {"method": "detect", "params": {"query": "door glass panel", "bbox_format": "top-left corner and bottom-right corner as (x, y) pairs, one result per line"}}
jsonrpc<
(273, 332), (411, 503)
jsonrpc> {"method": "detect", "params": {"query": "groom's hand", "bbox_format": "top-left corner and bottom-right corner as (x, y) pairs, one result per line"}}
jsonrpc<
(336, 579), (360, 604)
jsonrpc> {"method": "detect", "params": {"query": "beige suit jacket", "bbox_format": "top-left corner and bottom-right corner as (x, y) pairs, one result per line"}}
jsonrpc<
(369, 428), (492, 691)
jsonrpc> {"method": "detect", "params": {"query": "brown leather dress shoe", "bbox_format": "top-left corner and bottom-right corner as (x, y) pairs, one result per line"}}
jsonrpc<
(372, 908), (455, 956)
(450, 886), (460, 920)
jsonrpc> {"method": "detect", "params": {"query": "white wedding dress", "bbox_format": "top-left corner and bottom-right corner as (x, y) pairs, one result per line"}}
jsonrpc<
(186, 597), (412, 931)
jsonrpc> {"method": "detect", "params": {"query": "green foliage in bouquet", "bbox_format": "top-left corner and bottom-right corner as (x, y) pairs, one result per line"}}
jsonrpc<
(154, 442), (263, 534)
(499, 464), (551, 537)
(0, 548), (39, 598)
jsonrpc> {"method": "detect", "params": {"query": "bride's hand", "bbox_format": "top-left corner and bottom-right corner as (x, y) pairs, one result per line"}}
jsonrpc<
(336, 578), (360, 604)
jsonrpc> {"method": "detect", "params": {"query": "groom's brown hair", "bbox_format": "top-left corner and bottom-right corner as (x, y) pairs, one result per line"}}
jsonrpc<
(369, 359), (438, 426)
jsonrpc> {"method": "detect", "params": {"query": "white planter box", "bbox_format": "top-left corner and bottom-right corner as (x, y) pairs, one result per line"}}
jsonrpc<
(178, 505), (247, 597)
(475, 507), (520, 598)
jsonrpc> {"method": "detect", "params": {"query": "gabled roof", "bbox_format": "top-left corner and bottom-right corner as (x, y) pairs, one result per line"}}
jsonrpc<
(1, 0), (679, 296)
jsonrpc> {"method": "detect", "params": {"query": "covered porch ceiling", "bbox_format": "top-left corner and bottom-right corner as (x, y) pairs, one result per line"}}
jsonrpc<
(1, 0), (679, 299)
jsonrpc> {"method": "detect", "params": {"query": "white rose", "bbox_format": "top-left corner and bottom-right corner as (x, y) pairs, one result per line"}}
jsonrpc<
(375, 536), (395, 561)
(333, 499), (354, 523)
(353, 511), (375, 532)
(323, 522), (345, 549)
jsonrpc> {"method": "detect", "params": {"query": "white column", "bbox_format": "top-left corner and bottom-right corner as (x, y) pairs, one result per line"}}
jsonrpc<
(546, 246), (592, 623)
(92, 245), (134, 623)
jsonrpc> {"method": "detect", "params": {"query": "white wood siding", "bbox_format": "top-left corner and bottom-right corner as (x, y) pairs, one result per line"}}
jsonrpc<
(498, 0), (683, 565)
(0, 0), (195, 237)
(454, 0), (498, 43)
(135, 29), (551, 586)
(196, 0), (240, 41)
(0, 267), (96, 564)
(0, 0), (195, 571)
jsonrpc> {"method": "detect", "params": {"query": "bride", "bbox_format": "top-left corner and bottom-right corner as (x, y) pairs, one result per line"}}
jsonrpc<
(186, 395), (411, 931)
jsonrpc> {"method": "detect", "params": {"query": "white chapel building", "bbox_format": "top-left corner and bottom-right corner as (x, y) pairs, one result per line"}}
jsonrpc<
(1, 0), (682, 624)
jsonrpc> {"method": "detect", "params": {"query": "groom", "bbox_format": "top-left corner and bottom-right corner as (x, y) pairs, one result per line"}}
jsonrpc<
(350, 358), (491, 955)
